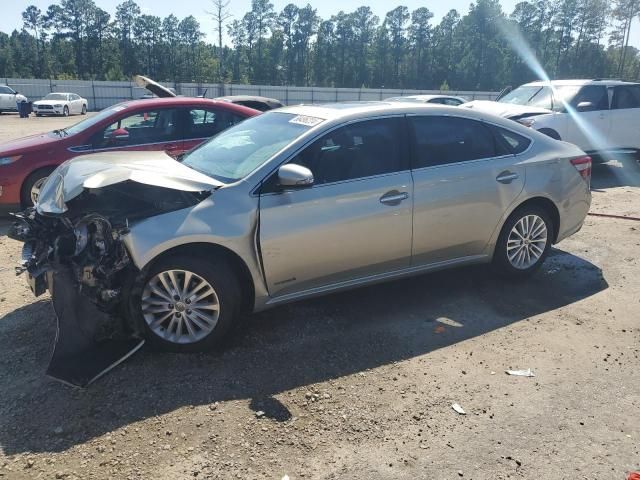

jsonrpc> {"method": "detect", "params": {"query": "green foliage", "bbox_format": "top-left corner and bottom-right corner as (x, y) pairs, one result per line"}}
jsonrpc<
(2, 0), (639, 88)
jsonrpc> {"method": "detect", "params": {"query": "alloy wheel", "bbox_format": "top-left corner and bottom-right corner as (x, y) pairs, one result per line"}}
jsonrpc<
(506, 214), (548, 270)
(141, 269), (220, 344)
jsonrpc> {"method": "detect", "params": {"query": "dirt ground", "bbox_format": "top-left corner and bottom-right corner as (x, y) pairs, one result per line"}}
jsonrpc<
(0, 113), (639, 480)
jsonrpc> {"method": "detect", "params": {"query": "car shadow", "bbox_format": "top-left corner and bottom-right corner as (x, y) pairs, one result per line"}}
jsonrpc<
(591, 154), (640, 190)
(0, 248), (607, 454)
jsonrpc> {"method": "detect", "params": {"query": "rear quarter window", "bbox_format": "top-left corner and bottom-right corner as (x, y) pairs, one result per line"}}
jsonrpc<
(494, 127), (531, 154)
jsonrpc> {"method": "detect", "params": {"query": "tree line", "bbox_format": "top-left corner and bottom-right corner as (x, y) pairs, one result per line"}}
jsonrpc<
(1, 0), (640, 91)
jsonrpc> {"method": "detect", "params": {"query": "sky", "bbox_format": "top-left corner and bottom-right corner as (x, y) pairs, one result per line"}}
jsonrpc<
(3, 0), (640, 49)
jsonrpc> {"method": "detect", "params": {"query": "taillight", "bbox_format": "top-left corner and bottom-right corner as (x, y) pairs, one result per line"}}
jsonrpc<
(570, 156), (591, 184)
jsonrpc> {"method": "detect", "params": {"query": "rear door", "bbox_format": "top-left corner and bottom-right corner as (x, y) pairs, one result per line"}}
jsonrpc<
(564, 85), (612, 152)
(88, 107), (183, 157)
(409, 115), (527, 265)
(608, 84), (640, 150)
(181, 107), (246, 152)
(70, 94), (82, 113)
(259, 117), (413, 297)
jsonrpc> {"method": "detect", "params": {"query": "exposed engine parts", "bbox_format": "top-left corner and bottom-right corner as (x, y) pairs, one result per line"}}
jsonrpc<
(10, 209), (131, 311)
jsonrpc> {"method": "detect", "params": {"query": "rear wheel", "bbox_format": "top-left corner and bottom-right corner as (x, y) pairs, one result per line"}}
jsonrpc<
(21, 167), (56, 207)
(139, 255), (241, 352)
(493, 206), (553, 277)
(81, 104), (87, 115)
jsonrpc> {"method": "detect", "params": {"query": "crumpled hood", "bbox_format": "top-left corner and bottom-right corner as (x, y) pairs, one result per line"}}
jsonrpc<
(37, 150), (222, 215)
(463, 100), (554, 119)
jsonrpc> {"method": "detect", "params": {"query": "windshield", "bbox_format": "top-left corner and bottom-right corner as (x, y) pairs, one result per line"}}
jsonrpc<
(44, 93), (68, 101)
(182, 112), (318, 183)
(499, 84), (584, 112)
(60, 103), (131, 136)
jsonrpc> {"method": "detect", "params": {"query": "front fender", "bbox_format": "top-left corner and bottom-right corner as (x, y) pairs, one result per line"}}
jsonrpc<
(122, 189), (268, 303)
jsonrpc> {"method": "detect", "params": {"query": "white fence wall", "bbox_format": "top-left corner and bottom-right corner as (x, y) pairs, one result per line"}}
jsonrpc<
(3, 78), (499, 111)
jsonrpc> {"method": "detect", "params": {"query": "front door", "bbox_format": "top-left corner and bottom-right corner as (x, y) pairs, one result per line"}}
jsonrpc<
(409, 115), (526, 265)
(259, 117), (413, 298)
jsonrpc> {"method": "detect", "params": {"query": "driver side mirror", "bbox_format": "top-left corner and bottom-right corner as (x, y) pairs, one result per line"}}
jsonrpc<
(576, 101), (594, 112)
(109, 128), (130, 142)
(278, 164), (314, 188)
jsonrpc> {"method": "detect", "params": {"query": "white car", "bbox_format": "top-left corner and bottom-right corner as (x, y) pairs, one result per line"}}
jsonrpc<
(33, 92), (88, 117)
(0, 85), (28, 114)
(464, 79), (640, 156)
(386, 94), (467, 106)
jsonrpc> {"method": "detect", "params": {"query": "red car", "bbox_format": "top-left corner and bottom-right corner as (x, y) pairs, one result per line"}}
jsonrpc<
(0, 97), (258, 213)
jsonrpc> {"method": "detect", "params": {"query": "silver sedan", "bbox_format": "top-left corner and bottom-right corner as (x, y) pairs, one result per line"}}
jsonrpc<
(13, 102), (591, 381)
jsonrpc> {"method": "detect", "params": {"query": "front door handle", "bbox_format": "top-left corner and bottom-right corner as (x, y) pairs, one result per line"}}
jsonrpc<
(380, 191), (409, 206)
(496, 171), (519, 184)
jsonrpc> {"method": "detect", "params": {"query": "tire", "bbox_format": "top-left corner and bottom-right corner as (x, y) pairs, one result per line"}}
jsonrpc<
(138, 254), (241, 353)
(21, 167), (56, 207)
(493, 205), (553, 278)
(81, 104), (87, 115)
(537, 128), (561, 140)
(63, 106), (69, 117)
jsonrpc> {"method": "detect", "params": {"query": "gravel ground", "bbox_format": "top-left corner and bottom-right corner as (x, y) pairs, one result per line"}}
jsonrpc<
(0, 113), (639, 480)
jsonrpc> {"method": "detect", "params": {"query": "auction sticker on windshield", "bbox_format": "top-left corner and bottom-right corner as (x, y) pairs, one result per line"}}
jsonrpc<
(289, 115), (324, 126)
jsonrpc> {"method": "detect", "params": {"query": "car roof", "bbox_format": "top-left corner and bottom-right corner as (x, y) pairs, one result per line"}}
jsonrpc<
(110, 97), (260, 115)
(276, 101), (519, 127)
(523, 79), (640, 87)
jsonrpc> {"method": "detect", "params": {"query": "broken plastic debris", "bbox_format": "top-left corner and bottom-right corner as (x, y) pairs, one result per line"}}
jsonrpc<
(281, 475), (291, 480)
(451, 403), (466, 415)
(506, 368), (535, 377)
(434, 325), (446, 334)
(627, 473), (640, 480)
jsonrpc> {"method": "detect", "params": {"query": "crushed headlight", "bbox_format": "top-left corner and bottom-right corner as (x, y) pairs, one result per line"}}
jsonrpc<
(0, 155), (22, 165)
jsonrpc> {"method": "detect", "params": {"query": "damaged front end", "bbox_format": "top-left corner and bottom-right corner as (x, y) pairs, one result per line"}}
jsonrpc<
(9, 153), (219, 387)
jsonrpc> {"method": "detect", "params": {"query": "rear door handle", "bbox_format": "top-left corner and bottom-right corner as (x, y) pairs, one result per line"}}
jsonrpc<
(380, 191), (409, 206)
(496, 171), (519, 184)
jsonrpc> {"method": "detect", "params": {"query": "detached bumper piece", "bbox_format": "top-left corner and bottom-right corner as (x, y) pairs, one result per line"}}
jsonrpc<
(47, 268), (144, 388)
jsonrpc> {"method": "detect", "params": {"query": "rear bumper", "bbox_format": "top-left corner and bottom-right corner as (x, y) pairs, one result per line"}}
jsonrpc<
(556, 189), (591, 244)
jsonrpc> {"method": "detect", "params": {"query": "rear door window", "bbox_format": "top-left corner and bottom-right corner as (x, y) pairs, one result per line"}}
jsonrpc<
(612, 85), (640, 109)
(184, 108), (245, 139)
(409, 116), (501, 168)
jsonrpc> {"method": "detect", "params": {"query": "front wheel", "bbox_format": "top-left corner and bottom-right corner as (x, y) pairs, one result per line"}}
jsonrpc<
(63, 106), (69, 116)
(21, 167), (56, 207)
(139, 255), (241, 352)
(493, 206), (553, 277)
